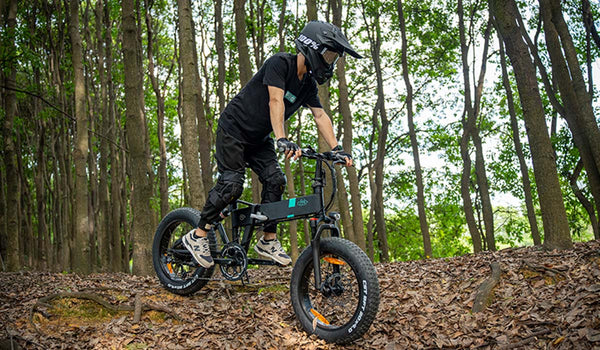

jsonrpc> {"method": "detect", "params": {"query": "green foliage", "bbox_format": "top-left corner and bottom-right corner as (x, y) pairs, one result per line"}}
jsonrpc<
(5, 0), (600, 275)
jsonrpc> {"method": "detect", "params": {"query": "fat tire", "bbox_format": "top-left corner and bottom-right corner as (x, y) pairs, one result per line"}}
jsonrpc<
(152, 207), (216, 295)
(290, 237), (379, 344)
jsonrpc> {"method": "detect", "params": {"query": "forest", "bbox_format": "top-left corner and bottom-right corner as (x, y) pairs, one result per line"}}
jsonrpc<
(1, 0), (600, 276)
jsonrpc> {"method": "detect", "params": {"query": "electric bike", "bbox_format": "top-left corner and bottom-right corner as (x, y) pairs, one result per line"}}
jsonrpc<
(152, 147), (379, 344)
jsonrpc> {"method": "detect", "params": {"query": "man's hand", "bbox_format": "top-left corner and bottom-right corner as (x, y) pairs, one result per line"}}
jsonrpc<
(277, 138), (302, 160)
(333, 145), (353, 167)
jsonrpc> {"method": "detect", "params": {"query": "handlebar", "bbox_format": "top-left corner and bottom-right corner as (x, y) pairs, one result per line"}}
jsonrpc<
(300, 146), (348, 165)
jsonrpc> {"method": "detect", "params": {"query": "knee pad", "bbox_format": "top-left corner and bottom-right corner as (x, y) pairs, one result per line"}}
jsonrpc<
(260, 164), (286, 202)
(208, 171), (245, 209)
(266, 171), (286, 192)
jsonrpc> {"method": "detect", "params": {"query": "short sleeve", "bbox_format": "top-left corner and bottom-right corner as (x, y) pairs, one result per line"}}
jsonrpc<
(262, 56), (287, 90)
(303, 81), (322, 109)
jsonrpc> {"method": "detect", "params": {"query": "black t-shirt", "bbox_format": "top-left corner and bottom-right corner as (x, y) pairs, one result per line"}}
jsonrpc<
(219, 53), (322, 144)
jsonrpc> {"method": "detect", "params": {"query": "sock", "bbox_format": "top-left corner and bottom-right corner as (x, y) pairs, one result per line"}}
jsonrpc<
(263, 237), (275, 242)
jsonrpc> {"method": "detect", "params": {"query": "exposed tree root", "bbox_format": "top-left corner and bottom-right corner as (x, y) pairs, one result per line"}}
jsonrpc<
(497, 328), (551, 350)
(522, 260), (569, 280)
(472, 261), (501, 313)
(29, 291), (182, 332)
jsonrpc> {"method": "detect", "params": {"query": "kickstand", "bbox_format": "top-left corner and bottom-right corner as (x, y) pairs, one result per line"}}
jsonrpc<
(241, 270), (250, 286)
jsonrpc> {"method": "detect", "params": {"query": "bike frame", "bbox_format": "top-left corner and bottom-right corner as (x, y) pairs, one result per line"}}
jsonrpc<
(210, 149), (343, 291)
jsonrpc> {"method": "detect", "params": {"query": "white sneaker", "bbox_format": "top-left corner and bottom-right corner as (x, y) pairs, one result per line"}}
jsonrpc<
(182, 229), (214, 268)
(254, 237), (292, 266)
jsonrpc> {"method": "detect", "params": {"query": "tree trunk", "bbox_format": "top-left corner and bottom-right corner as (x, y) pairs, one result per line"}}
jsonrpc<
(331, 0), (359, 247)
(0, 161), (6, 270)
(514, 8), (600, 237)
(17, 133), (32, 268)
(177, 0), (205, 209)
(569, 160), (599, 239)
(35, 119), (48, 269)
(398, 0), (432, 258)
(190, 22), (213, 202)
(362, 0), (389, 262)
(69, 0), (91, 274)
(337, 70), (366, 251)
(234, 0), (253, 86)
(539, 0), (600, 226)
(94, 0), (111, 271)
(123, 0), (154, 274)
(249, 0), (266, 68)
(284, 158), (299, 262)
(497, 35), (542, 246)
(233, 0), (261, 203)
(1, 0), (20, 271)
(215, 0), (226, 112)
(296, 116), (311, 246)
(366, 166), (376, 262)
(471, 21), (495, 252)
(490, 0), (572, 250)
(582, 0), (600, 51)
(306, 0), (318, 21)
(105, 0), (122, 272)
(144, 0), (170, 218)
(278, 0), (287, 52)
(458, 0), (483, 253)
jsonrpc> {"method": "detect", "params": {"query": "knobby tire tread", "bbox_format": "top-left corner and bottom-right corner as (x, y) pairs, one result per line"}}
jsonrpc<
(290, 237), (380, 344)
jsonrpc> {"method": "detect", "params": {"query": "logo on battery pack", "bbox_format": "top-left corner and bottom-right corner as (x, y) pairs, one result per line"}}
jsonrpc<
(297, 198), (309, 207)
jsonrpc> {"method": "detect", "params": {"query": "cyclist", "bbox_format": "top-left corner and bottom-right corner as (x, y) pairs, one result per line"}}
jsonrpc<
(183, 21), (362, 268)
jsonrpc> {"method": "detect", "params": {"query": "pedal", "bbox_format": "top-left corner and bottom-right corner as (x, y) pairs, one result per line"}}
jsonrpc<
(250, 213), (268, 222)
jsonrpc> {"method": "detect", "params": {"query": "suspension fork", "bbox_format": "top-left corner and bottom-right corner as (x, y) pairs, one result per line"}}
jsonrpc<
(310, 218), (341, 291)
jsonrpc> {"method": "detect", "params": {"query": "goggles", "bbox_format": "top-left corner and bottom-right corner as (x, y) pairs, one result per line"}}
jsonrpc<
(320, 47), (341, 66)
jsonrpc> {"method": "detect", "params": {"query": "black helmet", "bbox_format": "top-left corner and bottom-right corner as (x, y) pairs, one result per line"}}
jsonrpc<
(295, 21), (362, 85)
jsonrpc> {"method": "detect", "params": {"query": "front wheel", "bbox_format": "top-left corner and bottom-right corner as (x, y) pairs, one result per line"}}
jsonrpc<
(290, 237), (380, 344)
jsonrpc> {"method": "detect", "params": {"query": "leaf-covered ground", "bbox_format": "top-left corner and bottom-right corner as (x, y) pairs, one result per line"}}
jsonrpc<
(1, 240), (599, 349)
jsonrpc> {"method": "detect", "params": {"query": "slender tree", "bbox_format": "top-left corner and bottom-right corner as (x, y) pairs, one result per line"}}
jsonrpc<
(94, 0), (112, 270)
(330, 0), (367, 252)
(497, 34), (542, 246)
(457, 0), (483, 253)
(362, 0), (390, 262)
(471, 20), (496, 252)
(539, 0), (600, 227)
(1, 0), (20, 271)
(569, 160), (599, 239)
(490, 0), (572, 250)
(105, 0), (123, 272)
(123, 0), (155, 274)
(512, 7), (600, 235)
(215, 0), (226, 112)
(69, 0), (91, 273)
(145, 0), (170, 218)
(178, 0), (205, 208)
(234, 0), (261, 203)
(398, 0), (432, 258)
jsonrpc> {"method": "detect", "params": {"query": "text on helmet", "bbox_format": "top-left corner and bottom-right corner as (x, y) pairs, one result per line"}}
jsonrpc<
(298, 34), (320, 50)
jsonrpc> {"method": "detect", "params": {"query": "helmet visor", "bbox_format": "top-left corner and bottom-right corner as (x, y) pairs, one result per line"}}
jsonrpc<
(320, 47), (341, 66)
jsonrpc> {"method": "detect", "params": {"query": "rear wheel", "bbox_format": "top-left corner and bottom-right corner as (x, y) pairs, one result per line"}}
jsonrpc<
(290, 237), (379, 344)
(152, 207), (216, 295)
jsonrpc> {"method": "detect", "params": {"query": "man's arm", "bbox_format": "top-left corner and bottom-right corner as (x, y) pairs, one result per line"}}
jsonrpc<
(310, 106), (339, 149)
(310, 106), (353, 167)
(268, 85), (301, 160)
